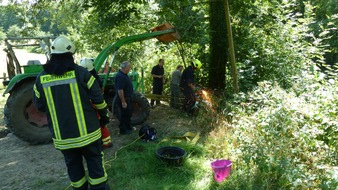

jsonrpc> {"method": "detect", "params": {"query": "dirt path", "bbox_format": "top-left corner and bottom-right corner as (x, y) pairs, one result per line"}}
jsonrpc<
(0, 47), (71, 189)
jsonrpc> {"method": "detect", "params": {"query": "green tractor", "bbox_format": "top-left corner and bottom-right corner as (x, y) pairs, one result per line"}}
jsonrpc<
(2, 23), (179, 144)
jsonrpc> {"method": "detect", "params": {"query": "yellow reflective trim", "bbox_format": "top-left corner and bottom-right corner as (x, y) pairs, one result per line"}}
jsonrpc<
(43, 87), (61, 139)
(40, 71), (76, 84)
(33, 84), (40, 98)
(94, 101), (107, 110)
(71, 176), (87, 188)
(87, 75), (96, 89)
(102, 136), (111, 143)
(53, 128), (101, 150)
(88, 151), (107, 185)
(70, 82), (87, 136)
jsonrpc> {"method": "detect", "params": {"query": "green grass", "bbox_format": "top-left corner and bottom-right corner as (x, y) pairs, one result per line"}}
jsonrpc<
(105, 139), (214, 190)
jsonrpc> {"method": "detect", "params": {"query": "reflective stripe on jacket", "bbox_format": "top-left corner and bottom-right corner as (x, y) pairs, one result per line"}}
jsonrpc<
(33, 65), (107, 150)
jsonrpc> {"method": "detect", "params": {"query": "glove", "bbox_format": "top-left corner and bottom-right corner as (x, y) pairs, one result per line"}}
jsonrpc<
(99, 115), (110, 128)
(98, 108), (109, 128)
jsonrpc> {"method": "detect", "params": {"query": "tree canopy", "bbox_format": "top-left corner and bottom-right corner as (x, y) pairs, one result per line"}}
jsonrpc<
(0, 0), (337, 92)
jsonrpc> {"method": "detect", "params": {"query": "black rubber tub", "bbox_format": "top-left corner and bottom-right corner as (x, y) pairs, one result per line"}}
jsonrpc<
(156, 146), (186, 166)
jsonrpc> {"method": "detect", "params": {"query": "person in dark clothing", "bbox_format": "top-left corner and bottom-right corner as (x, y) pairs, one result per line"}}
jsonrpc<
(179, 60), (202, 113)
(33, 36), (110, 190)
(79, 58), (112, 149)
(150, 59), (164, 107)
(115, 61), (134, 135)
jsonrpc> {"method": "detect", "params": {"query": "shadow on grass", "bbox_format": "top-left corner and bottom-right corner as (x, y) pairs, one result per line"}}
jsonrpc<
(105, 140), (213, 190)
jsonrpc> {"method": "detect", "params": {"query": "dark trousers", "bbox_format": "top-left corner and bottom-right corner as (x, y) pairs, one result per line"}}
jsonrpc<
(182, 88), (196, 112)
(170, 84), (181, 108)
(150, 83), (163, 106)
(61, 139), (107, 190)
(118, 97), (132, 132)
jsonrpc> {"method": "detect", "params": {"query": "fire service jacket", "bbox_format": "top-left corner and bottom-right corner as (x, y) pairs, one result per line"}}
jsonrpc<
(33, 65), (108, 150)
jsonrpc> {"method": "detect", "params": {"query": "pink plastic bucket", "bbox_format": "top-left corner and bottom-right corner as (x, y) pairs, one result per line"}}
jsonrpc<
(211, 159), (232, 182)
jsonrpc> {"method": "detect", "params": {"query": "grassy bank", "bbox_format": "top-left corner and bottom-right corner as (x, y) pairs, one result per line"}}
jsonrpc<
(104, 79), (337, 189)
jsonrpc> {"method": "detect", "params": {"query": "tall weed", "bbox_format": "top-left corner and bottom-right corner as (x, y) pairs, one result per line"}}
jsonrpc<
(206, 77), (337, 189)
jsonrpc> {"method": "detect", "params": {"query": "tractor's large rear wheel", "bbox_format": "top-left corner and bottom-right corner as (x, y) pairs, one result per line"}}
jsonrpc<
(4, 80), (51, 144)
(130, 92), (150, 125)
(113, 92), (150, 125)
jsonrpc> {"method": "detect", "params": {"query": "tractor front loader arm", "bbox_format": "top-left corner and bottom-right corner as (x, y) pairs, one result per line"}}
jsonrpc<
(93, 23), (180, 89)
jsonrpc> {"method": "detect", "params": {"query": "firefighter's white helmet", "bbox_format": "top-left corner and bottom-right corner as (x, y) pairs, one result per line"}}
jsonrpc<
(79, 58), (95, 71)
(51, 36), (76, 54)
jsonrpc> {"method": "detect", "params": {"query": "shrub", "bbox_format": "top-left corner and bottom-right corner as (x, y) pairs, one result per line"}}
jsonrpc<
(205, 76), (337, 189)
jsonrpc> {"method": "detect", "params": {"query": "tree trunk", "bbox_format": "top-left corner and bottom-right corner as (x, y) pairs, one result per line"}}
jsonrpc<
(208, 0), (228, 90)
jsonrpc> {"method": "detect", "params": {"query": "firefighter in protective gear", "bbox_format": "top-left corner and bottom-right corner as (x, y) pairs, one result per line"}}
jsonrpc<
(79, 57), (95, 71)
(179, 59), (202, 114)
(33, 36), (110, 190)
(79, 58), (102, 88)
(79, 57), (112, 149)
